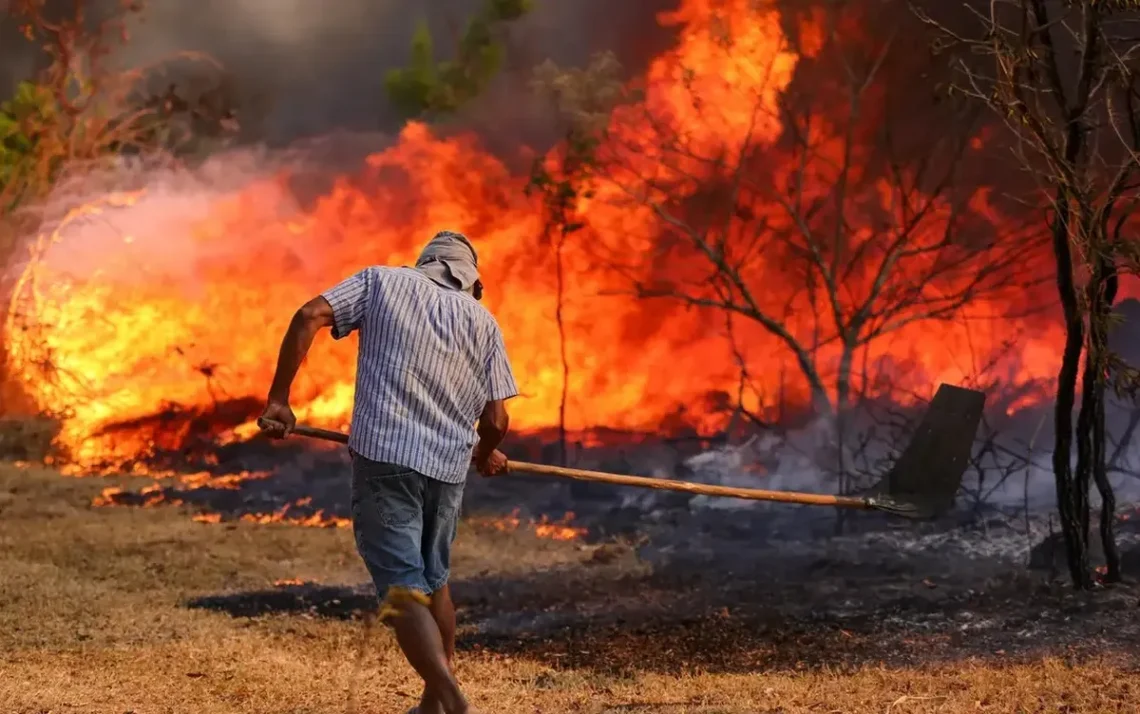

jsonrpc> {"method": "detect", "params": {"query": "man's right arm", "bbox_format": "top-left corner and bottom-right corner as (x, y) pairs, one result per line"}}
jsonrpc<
(258, 267), (376, 438)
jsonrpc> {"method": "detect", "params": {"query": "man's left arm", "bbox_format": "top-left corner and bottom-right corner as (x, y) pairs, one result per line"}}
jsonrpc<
(259, 268), (375, 437)
(473, 323), (519, 475)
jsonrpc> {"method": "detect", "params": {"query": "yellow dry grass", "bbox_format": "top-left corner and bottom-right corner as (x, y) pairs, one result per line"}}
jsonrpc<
(1, 463), (1138, 714)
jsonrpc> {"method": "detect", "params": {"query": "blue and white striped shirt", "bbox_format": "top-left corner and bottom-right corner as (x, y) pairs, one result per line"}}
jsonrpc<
(321, 266), (519, 483)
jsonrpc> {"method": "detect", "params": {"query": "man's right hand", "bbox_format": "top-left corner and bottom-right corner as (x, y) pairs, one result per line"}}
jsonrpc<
(474, 448), (509, 477)
(258, 400), (296, 438)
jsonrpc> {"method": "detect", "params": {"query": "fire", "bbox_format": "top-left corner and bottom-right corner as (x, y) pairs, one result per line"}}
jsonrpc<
(273, 578), (309, 587)
(5, 0), (1069, 475)
(472, 508), (587, 541)
(94, 480), (352, 529)
(533, 514), (589, 541)
(88, 468), (274, 524)
(238, 504), (351, 529)
(92, 485), (124, 506)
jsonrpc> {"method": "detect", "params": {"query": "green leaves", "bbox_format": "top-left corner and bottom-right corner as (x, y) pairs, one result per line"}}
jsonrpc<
(0, 81), (60, 208)
(385, 23), (444, 115)
(385, 0), (534, 117)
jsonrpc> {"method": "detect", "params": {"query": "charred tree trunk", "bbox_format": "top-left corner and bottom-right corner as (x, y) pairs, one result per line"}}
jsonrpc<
(1084, 247), (1121, 581)
(1046, 1), (1099, 588)
(1051, 194), (1094, 589)
(555, 227), (569, 467)
(833, 345), (855, 535)
(1074, 229), (1096, 550)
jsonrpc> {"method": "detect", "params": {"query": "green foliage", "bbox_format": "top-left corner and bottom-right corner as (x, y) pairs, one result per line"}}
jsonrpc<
(385, 0), (534, 116)
(0, 81), (60, 209)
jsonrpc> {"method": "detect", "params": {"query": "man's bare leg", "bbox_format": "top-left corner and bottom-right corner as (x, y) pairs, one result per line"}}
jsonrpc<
(416, 585), (459, 714)
(390, 598), (473, 714)
(431, 585), (458, 664)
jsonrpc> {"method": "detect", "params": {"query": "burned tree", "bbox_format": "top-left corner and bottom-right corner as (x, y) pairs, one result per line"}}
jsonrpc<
(535, 6), (1030, 497)
(917, 0), (1140, 587)
(0, 0), (237, 424)
(526, 59), (622, 465)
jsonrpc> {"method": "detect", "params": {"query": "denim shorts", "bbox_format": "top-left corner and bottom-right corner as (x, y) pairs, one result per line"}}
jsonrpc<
(350, 452), (465, 600)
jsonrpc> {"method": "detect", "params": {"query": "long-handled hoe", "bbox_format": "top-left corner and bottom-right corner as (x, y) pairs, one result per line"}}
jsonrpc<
(286, 383), (985, 520)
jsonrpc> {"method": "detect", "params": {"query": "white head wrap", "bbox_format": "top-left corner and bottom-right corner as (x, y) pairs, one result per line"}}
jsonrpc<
(414, 230), (480, 292)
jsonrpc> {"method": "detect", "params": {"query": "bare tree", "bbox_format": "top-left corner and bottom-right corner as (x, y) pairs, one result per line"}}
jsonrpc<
(528, 58), (626, 466)
(536, 5), (1034, 500)
(916, 0), (1140, 587)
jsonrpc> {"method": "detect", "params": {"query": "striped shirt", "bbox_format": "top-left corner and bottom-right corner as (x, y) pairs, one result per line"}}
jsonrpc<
(321, 266), (519, 483)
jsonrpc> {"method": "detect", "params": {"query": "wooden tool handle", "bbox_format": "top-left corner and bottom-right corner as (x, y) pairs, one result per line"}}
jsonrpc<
(287, 424), (871, 510)
(505, 460), (871, 508)
(292, 425), (349, 443)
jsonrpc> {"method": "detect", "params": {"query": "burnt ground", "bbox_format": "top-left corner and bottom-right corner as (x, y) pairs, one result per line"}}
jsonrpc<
(144, 435), (1140, 679)
(185, 517), (1140, 677)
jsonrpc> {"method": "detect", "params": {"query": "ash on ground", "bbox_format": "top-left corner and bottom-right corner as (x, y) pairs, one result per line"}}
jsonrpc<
(155, 429), (1140, 674)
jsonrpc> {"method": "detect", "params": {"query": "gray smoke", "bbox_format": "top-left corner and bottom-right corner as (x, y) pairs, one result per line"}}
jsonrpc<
(1, 0), (677, 148)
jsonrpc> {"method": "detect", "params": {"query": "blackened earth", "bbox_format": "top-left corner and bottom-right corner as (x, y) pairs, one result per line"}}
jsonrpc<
(153, 434), (1140, 675)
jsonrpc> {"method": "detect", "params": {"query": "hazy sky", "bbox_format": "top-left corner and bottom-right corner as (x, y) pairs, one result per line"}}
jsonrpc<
(1, 0), (676, 147)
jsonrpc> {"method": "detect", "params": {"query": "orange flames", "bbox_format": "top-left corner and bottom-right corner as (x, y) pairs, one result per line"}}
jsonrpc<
(471, 508), (588, 542)
(3, 0), (1079, 476)
(94, 481), (586, 540)
(273, 578), (309, 587)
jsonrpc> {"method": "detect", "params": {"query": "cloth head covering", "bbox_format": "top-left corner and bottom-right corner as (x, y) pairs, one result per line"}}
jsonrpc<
(414, 230), (480, 292)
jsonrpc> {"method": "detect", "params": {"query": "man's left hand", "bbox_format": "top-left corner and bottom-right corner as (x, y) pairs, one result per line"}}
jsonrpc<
(474, 448), (509, 477)
(258, 400), (296, 438)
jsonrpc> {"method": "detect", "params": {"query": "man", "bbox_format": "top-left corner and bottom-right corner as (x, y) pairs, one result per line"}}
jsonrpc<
(257, 230), (517, 714)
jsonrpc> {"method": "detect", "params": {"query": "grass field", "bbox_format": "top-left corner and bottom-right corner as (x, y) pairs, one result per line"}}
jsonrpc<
(2, 462), (1139, 714)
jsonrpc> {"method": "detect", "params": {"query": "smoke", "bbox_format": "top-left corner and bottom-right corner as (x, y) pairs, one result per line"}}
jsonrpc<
(24, 131), (395, 291)
(1, 0), (678, 149)
(676, 381), (1140, 518)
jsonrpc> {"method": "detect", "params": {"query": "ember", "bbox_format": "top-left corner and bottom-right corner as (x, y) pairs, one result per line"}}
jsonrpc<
(272, 578), (309, 587)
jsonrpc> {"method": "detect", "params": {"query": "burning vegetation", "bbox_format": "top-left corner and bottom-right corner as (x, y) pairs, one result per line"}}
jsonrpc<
(6, 1), (1065, 463)
(2, 1), (1140, 580)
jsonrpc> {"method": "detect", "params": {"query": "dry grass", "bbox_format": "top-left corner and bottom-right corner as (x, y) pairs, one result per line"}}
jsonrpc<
(1, 463), (1138, 714)
(0, 415), (59, 461)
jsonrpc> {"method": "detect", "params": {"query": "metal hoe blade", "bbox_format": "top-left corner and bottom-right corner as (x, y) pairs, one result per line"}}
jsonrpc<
(861, 383), (986, 519)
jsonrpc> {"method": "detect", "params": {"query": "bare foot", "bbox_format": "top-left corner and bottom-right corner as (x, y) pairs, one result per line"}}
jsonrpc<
(438, 699), (479, 714)
(414, 696), (444, 714)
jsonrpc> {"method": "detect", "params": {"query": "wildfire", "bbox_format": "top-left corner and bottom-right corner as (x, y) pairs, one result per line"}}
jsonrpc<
(4, 0), (1075, 476)
(91, 479), (587, 540)
(472, 509), (587, 541)
(91, 485), (124, 506)
(237, 497), (351, 529)
(94, 482), (351, 528)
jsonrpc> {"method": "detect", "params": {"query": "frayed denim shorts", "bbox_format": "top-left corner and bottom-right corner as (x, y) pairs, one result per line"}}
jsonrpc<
(350, 451), (465, 601)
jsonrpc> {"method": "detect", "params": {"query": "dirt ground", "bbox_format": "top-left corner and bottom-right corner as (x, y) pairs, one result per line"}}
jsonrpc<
(3, 463), (1140, 714)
